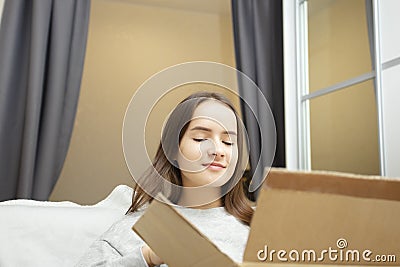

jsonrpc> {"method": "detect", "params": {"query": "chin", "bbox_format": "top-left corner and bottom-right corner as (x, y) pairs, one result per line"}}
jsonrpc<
(183, 172), (232, 188)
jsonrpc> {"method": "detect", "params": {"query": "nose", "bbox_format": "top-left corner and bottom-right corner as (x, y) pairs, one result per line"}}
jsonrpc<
(207, 140), (225, 158)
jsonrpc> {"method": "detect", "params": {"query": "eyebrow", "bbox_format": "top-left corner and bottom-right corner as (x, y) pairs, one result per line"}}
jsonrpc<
(189, 126), (237, 136)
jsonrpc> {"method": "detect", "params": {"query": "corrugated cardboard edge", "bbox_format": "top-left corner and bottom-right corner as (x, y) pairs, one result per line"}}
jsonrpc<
(269, 167), (399, 181)
(265, 168), (400, 201)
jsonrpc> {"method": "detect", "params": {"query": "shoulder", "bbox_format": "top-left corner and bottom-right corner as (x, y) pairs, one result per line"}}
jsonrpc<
(107, 208), (146, 231)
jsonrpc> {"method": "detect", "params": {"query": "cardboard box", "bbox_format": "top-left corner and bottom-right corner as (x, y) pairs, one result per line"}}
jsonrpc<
(132, 168), (400, 266)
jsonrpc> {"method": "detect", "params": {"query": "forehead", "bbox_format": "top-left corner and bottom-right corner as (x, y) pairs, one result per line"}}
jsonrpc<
(190, 100), (237, 130)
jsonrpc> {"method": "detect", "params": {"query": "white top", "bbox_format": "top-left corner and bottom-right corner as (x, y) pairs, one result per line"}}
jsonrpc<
(76, 206), (250, 267)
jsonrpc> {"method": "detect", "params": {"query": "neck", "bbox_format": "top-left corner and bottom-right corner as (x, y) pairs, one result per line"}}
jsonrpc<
(178, 186), (223, 209)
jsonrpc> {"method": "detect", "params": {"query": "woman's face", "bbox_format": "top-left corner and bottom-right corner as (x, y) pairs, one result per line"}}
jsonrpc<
(176, 100), (238, 188)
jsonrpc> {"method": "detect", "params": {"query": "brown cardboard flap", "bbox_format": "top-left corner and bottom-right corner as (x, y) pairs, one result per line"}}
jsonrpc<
(132, 194), (235, 267)
(265, 168), (400, 201)
(244, 169), (400, 265)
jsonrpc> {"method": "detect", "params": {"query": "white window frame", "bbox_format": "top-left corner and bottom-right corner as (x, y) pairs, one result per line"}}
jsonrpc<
(283, 0), (387, 175)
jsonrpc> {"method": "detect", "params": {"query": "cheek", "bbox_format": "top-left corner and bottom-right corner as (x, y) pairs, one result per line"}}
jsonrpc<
(228, 146), (239, 164)
(179, 141), (202, 162)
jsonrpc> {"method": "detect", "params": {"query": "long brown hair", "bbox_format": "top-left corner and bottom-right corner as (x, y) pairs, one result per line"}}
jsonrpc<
(127, 91), (254, 225)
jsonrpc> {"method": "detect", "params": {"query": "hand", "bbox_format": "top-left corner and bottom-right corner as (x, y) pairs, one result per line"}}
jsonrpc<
(141, 245), (164, 266)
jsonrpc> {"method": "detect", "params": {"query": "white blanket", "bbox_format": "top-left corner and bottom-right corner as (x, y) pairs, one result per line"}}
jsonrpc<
(0, 185), (133, 267)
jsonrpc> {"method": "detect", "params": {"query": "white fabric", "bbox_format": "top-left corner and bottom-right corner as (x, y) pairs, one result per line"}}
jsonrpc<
(0, 185), (133, 267)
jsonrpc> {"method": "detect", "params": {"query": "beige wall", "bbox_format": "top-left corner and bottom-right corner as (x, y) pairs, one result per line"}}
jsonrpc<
(50, 0), (236, 204)
(308, 0), (380, 175)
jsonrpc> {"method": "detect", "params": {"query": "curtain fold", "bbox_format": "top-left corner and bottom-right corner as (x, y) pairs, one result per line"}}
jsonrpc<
(231, 0), (285, 198)
(0, 0), (90, 201)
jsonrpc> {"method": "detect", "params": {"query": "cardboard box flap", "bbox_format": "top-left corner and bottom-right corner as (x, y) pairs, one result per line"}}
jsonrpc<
(244, 169), (400, 265)
(132, 194), (236, 267)
(265, 168), (400, 201)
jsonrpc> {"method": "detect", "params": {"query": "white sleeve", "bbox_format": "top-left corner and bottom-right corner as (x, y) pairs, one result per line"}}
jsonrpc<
(75, 239), (149, 267)
(74, 212), (154, 267)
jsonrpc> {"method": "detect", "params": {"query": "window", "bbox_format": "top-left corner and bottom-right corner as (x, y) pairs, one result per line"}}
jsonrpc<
(295, 0), (384, 175)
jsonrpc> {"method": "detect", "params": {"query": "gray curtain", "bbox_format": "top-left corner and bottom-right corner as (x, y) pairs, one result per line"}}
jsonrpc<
(231, 0), (285, 198)
(0, 0), (90, 201)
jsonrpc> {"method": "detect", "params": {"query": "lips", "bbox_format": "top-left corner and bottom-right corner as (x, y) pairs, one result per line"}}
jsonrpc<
(202, 162), (226, 168)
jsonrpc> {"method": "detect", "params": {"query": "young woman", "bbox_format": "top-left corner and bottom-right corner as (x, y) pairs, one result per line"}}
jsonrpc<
(77, 92), (254, 267)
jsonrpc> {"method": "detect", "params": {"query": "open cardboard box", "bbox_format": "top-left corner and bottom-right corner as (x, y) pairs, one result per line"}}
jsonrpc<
(132, 168), (400, 266)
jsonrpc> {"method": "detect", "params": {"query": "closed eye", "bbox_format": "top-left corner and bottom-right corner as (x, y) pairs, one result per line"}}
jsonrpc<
(193, 138), (234, 146)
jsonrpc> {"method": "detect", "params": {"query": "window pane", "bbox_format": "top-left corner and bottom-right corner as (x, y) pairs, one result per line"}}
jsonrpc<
(308, 0), (373, 92)
(309, 79), (379, 175)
